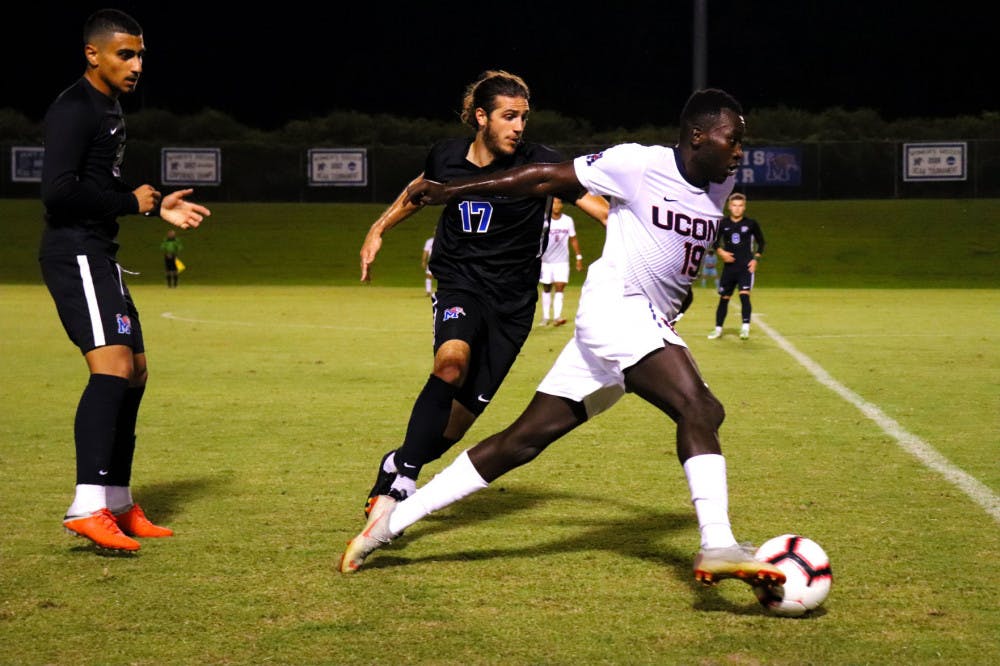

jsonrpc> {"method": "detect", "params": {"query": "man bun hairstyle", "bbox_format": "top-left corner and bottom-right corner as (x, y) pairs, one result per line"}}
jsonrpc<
(84, 8), (142, 45)
(460, 70), (530, 129)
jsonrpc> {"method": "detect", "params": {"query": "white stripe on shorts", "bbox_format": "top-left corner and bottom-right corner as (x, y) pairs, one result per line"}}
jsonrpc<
(76, 255), (105, 347)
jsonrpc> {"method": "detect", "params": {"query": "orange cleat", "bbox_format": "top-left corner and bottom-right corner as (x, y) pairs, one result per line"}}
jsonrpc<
(64, 508), (141, 551)
(114, 503), (174, 538)
(553, 318), (568, 327)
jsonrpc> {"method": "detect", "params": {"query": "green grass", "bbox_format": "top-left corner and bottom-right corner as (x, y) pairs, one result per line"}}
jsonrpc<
(1, 199), (998, 664)
(4, 198), (999, 287)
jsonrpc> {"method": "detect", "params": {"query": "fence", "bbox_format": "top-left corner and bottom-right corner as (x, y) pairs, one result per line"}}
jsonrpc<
(3, 140), (997, 202)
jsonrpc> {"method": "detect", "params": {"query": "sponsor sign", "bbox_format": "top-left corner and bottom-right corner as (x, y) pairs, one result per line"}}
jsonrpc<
(11, 146), (44, 182)
(903, 142), (966, 181)
(308, 149), (367, 186)
(161, 148), (221, 185)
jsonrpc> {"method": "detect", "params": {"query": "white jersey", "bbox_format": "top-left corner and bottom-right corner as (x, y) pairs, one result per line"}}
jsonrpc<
(541, 213), (576, 264)
(573, 143), (733, 319)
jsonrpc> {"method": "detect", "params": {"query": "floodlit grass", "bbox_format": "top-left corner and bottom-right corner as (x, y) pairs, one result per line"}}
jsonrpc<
(1, 283), (998, 665)
(2, 198), (998, 663)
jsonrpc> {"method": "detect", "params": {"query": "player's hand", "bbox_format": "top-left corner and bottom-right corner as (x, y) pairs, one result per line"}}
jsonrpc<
(575, 259), (583, 272)
(360, 233), (383, 283)
(719, 249), (736, 263)
(160, 189), (211, 230)
(748, 258), (758, 273)
(133, 184), (162, 214)
(406, 179), (446, 206)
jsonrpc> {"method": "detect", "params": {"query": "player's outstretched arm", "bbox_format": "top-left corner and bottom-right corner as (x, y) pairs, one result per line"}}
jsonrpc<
(407, 162), (581, 206)
(361, 173), (426, 283)
(160, 189), (211, 230)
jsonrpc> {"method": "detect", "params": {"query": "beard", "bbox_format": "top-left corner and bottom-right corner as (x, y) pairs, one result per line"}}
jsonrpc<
(482, 120), (520, 158)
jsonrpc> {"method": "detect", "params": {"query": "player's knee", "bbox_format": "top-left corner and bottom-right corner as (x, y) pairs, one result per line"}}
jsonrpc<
(682, 390), (725, 432)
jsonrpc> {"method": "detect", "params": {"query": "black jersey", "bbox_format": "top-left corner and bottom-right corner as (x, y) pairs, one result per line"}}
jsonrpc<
(714, 216), (765, 266)
(39, 78), (139, 259)
(425, 137), (576, 311)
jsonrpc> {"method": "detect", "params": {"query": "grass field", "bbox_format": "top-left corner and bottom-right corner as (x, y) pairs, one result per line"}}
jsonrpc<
(1, 199), (998, 665)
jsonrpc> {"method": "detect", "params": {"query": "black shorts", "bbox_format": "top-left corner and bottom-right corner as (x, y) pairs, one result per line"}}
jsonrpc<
(40, 254), (145, 354)
(432, 288), (535, 416)
(717, 265), (755, 296)
(164, 255), (178, 272)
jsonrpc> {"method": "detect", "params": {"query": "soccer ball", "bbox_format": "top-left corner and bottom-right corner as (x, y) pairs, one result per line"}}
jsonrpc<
(753, 534), (832, 617)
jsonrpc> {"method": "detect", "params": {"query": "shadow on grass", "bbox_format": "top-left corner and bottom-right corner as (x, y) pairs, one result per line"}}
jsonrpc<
(129, 475), (232, 523)
(359, 484), (766, 612)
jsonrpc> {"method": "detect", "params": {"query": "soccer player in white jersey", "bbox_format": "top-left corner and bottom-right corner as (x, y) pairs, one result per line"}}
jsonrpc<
(421, 237), (434, 296)
(538, 197), (586, 326)
(339, 88), (786, 591)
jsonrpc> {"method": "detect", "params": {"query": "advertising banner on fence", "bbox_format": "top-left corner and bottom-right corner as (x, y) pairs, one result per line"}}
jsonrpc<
(903, 142), (966, 181)
(11, 146), (44, 182)
(308, 149), (367, 186)
(161, 148), (221, 185)
(734, 146), (802, 186)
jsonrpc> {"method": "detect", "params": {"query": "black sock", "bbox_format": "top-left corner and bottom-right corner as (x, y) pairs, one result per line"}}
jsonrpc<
(110, 385), (145, 486)
(394, 375), (458, 479)
(74, 374), (129, 485)
(740, 293), (752, 323)
(715, 298), (729, 327)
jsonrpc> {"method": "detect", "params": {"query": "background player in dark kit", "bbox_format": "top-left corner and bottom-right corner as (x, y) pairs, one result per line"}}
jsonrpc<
(707, 193), (765, 340)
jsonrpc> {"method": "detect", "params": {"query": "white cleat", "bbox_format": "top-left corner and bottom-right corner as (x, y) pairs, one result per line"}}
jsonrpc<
(707, 328), (723, 340)
(338, 495), (397, 573)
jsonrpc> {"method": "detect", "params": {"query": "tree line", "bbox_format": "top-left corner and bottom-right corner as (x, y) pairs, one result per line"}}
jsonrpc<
(1, 105), (997, 146)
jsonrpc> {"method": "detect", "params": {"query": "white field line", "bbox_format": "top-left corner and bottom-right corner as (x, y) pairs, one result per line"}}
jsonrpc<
(755, 317), (1000, 524)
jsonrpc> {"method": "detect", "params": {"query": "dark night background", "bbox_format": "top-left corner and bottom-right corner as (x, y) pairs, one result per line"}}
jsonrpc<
(6, 1), (994, 130)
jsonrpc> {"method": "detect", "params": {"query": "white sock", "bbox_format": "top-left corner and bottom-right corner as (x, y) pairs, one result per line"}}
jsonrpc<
(388, 450), (488, 535)
(554, 292), (564, 319)
(683, 454), (737, 549)
(541, 292), (551, 319)
(67, 484), (107, 517)
(741, 323), (750, 331)
(425, 278), (432, 294)
(389, 475), (416, 498)
(106, 486), (134, 514)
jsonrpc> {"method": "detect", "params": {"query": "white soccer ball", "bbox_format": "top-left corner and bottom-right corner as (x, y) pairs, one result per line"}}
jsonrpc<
(753, 534), (832, 617)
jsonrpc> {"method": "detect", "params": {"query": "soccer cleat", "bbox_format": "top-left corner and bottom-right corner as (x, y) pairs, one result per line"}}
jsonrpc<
(553, 318), (568, 327)
(739, 326), (750, 340)
(693, 543), (786, 586)
(114, 503), (174, 537)
(339, 495), (397, 573)
(537, 318), (549, 327)
(707, 328), (723, 340)
(364, 450), (398, 518)
(64, 508), (141, 551)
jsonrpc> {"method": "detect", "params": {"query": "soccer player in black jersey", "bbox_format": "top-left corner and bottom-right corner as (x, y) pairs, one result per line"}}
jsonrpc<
(707, 193), (765, 340)
(358, 70), (608, 515)
(39, 9), (210, 552)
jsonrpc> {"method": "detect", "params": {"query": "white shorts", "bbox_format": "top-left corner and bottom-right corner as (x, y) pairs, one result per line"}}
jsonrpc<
(537, 288), (687, 418)
(539, 261), (570, 285)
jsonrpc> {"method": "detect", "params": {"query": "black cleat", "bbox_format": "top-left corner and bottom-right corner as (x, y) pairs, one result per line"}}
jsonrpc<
(364, 451), (398, 518)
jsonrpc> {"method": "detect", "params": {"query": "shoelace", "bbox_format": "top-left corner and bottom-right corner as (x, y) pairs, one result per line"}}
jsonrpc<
(96, 508), (124, 532)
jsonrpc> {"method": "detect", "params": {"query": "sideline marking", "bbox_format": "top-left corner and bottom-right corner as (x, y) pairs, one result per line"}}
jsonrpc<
(755, 317), (1000, 524)
(160, 311), (427, 334)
